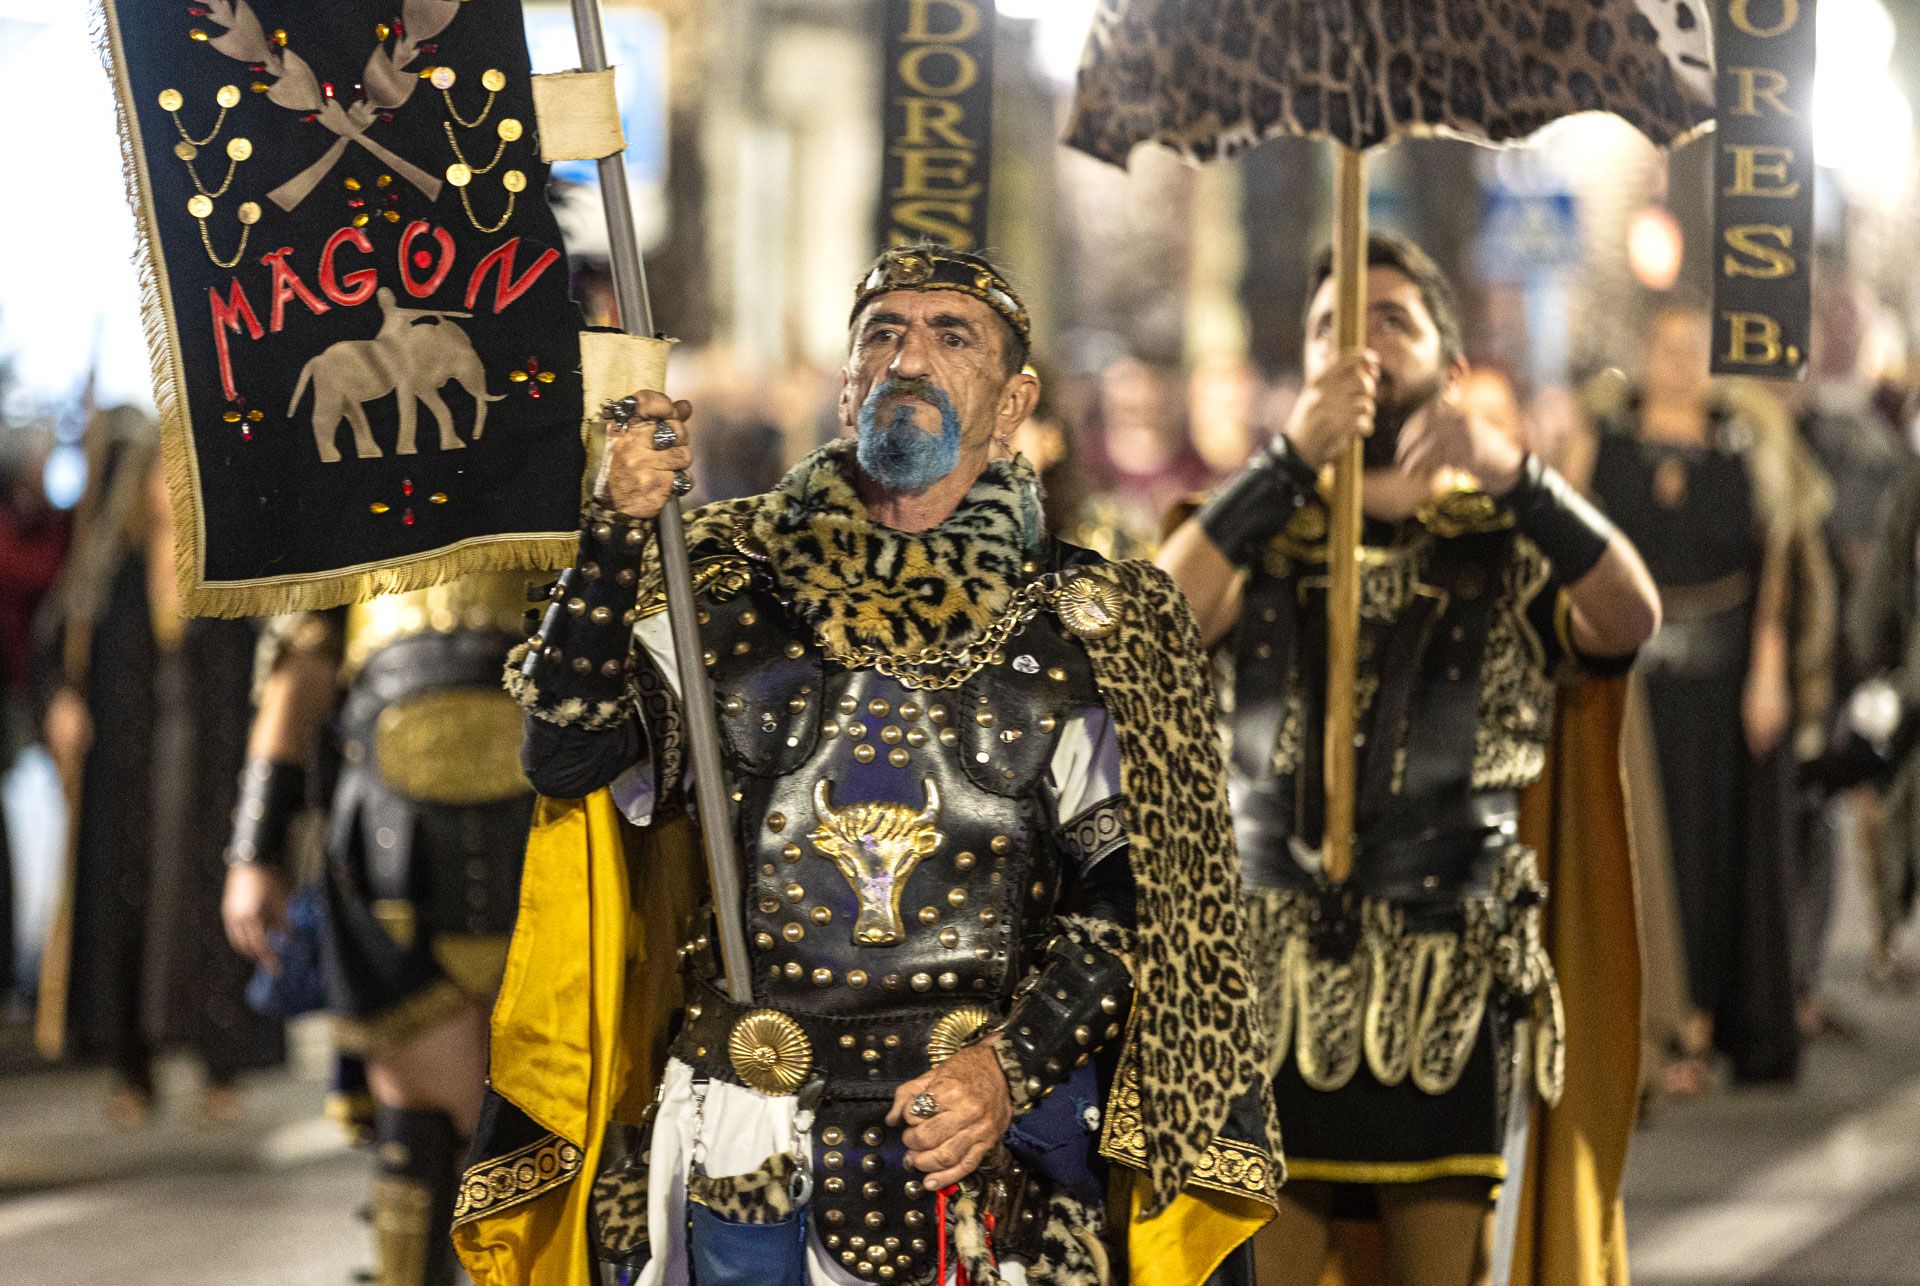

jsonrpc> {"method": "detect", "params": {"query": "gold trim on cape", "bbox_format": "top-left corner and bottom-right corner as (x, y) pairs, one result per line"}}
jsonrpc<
(453, 1133), (584, 1225)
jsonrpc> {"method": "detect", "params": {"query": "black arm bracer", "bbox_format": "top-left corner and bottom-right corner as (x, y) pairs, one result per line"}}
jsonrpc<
(995, 918), (1134, 1112)
(226, 758), (306, 870)
(1505, 453), (1616, 585)
(1193, 436), (1321, 565)
(511, 507), (652, 729)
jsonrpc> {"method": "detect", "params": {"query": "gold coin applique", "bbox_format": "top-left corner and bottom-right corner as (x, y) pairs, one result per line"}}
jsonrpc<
(482, 68), (507, 92)
(497, 117), (523, 142)
(216, 84), (241, 108)
(226, 137), (252, 161)
(501, 169), (527, 193)
(157, 88), (183, 112)
(446, 162), (473, 187)
(187, 194), (214, 219)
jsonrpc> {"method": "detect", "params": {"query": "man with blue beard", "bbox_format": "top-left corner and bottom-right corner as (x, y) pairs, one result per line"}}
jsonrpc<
(453, 246), (1280, 1286)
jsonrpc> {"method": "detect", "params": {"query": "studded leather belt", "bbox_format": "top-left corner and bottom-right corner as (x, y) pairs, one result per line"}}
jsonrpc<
(670, 978), (1000, 1099)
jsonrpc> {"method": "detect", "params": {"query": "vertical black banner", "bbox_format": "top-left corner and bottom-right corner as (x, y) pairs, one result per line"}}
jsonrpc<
(1711, 0), (1817, 378)
(877, 0), (995, 251)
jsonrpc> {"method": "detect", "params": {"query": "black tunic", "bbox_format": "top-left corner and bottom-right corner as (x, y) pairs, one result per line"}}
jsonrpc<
(1590, 428), (1801, 1082)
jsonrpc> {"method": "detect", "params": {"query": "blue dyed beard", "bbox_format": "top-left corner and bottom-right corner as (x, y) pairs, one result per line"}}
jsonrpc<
(856, 379), (963, 493)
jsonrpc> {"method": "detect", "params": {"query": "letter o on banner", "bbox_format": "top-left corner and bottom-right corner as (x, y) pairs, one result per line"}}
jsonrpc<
(399, 221), (458, 298)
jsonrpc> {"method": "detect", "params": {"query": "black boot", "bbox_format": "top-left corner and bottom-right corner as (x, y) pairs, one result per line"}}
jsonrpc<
(372, 1106), (462, 1286)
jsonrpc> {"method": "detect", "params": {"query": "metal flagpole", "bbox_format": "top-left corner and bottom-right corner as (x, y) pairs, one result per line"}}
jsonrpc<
(569, 0), (755, 1006)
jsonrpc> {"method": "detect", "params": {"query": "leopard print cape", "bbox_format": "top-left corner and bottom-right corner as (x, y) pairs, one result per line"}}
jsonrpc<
(1064, 0), (1715, 164)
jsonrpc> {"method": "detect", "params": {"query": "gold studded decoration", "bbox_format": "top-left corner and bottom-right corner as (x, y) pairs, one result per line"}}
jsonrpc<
(1053, 575), (1124, 640)
(728, 1009), (814, 1095)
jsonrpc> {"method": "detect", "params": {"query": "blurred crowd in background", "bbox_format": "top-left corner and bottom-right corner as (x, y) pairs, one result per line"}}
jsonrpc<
(4, 0), (1920, 1169)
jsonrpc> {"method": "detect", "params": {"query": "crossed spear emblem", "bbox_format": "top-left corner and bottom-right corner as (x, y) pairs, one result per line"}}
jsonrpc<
(194, 0), (459, 212)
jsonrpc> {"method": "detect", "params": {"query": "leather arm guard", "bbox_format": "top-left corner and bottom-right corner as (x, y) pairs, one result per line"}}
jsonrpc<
(225, 758), (306, 870)
(992, 917), (1134, 1113)
(1504, 453), (1616, 585)
(508, 506), (653, 730)
(1193, 436), (1321, 565)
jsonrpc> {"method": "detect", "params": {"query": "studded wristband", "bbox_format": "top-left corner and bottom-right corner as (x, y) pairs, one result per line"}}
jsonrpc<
(1502, 453), (1616, 585)
(511, 507), (652, 729)
(1194, 437), (1321, 565)
(226, 758), (306, 869)
(995, 924), (1134, 1111)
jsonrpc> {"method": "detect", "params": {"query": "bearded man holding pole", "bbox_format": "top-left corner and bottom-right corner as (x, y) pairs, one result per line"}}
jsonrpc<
(1159, 235), (1661, 1285)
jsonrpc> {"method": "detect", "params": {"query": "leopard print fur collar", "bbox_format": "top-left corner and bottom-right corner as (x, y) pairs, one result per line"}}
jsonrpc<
(745, 439), (1044, 659)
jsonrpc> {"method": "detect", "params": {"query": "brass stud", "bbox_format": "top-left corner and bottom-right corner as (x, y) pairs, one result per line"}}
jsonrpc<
(854, 744), (877, 763)
(865, 1211), (885, 1229)
(939, 928), (959, 948)
(787, 642), (806, 658)
(782, 922), (804, 942)
(1048, 667), (1067, 682)
(837, 696), (859, 716)
(811, 905), (833, 925)
(1031, 881), (1046, 899)
(813, 967), (834, 987)
(824, 1151), (844, 1170)
(723, 696), (744, 714)
(782, 843), (802, 862)
(861, 1154), (882, 1173)
(767, 813), (787, 832)
(846, 722), (868, 740)
(899, 701), (922, 720)
(863, 1048), (881, 1063)
(880, 1036), (900, 1051)
(955, 852), (975, 870)
(847, 970), (868, 988)
(938, 972), (959, 989)
(732, 641), (750, 655)
(938, 729), (959, 747)
(1075, 1025), (1092, 1045)
(825, 1178), (845, 1195)
(991, 835), (1012, 855)
(823, 1127), (845, 1145)
(741, 610), (758, 627)
(864, 1126), (884, 1145)
(864, 1181), (884, 1200)
(823, 721), (841, 739)
(928, 704), (949, 724)
(883, 973), (903, 989)
(754, 932), (775, 950)
(880, 725), (903, 745)
(910, 973), (932, 992)
(918, 906), (939, 925)
(976, 710), (996, 728)
(783, 961), (803, 980)
(905, 1211), (926, 1228)
(1100, 995), (1119, 1013)
(948, 889), (968, 908)
(868, 698), (890, 717)
(839, 1035), (857, 1049)
(785, 883), (805, 902)
(888, 749), (910, 768)
(980, 909), (1000, 926)
(906, 728), (928, 746)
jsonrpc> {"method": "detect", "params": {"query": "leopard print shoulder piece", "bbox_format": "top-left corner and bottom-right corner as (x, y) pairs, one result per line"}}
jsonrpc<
(1065, 0), (1714, 164)
(742, 439), (1044, 658)
(1075, 558), (1281, 1216)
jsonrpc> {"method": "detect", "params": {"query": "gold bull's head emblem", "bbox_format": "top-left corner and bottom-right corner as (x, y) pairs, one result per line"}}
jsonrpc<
(809, 779), (943, 947)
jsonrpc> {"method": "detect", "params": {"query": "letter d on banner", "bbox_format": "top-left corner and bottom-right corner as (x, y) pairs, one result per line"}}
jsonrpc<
(1711, 0), (1815, 378)
(877, 0), (995, 251)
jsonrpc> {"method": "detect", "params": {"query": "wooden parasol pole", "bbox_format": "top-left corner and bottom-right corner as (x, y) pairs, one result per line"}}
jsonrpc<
(1323, 145), (1367, 884)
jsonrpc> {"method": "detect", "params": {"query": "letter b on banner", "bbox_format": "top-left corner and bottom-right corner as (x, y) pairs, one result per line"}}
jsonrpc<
(1710, 0), (1814, 377)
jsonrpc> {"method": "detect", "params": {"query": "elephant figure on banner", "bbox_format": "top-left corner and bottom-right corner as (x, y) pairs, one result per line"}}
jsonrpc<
(289, 287), (505, 463)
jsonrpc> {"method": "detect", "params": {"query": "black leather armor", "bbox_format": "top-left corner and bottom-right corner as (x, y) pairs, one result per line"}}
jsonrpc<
(1230, 516), (1539, 908)
(331, 574), (536, 942)
(664, 572), (1128, 1276)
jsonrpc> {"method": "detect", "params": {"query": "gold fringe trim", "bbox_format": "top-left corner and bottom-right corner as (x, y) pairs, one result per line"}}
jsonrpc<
(98, 2), (592, 621)
(1282, 1154), (1506, 1186)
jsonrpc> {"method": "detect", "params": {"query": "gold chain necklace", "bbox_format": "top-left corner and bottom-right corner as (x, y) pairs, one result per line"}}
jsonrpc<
(811, 577), (1058, 691)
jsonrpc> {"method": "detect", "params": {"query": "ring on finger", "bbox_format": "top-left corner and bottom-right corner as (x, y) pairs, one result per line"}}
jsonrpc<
(909, 1091), (941, 1119)
(651, 422), (680, 451)
(600, 396), (638, 424)
(670, 469), (694, 496)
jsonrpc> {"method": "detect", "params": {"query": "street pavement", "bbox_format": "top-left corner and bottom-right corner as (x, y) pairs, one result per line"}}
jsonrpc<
(1, 939), (1917, 1283)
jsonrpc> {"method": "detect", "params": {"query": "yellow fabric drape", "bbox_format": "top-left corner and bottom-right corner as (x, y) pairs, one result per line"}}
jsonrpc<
(453, 793), (701, 1286)
(1123, 1175), (1272, 1286)
(1509, 676), (1640, 1286)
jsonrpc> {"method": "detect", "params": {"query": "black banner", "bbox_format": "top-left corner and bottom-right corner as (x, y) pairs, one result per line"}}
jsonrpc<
(1710, 0), (1816, 378)
(877, 0), (995, 251)
(103, 0), (587, 615)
